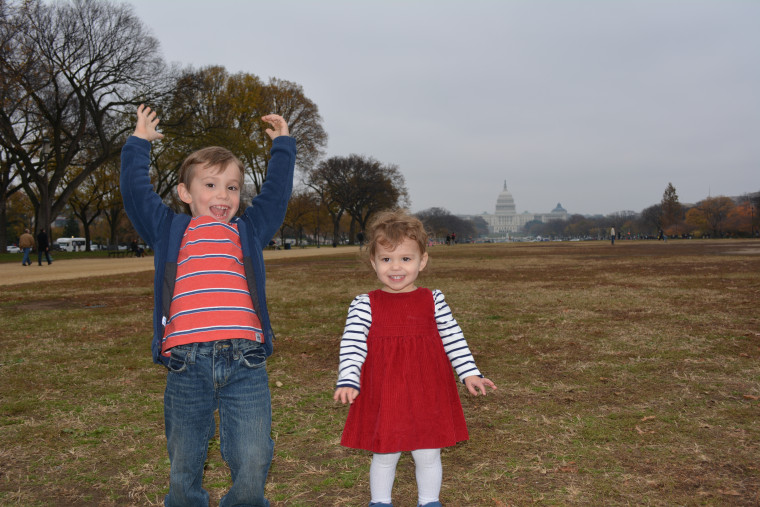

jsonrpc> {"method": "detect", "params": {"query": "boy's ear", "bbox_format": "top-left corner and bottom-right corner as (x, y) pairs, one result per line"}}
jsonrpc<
(419, 252), (429, 272)
(177, 183), (192, 204)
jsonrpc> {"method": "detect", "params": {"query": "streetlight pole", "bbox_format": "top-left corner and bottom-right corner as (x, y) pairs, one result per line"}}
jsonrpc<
(315, 195), (321, 248)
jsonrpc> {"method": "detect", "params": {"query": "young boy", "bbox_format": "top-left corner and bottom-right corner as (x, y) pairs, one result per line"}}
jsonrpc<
(121, 105), (296, 506)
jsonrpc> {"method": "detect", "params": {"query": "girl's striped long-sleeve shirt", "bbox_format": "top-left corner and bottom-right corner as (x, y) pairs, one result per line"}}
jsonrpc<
(336, 290), (482, 391)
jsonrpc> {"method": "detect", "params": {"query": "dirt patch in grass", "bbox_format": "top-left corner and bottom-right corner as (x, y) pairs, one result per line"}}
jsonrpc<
(1, 239), (759, 506)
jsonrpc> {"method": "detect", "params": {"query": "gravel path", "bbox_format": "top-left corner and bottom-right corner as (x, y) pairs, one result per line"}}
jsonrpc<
(0, 246), (360, 286)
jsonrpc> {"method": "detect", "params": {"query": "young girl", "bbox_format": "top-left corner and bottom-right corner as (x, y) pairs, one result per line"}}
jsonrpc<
(334, 209), (497, 507)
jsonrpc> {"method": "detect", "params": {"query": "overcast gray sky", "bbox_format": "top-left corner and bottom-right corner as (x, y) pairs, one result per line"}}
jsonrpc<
(127, 0), (759, 216)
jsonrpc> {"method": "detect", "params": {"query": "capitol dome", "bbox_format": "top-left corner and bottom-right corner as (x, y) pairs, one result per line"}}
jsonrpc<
(495, 181), (516, 216)
(551, 203), (567, 213)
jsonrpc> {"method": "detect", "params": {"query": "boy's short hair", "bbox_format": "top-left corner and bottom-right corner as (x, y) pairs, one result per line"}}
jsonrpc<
(177, 146), (245, 215)
(366, 209), (428, 259)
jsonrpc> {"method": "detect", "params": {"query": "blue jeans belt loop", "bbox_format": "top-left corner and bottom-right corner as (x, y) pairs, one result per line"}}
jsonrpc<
(186, 342), (199, 364)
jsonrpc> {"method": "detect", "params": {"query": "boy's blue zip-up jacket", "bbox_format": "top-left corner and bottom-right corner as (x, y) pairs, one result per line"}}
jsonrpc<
(120, 135), (297, 366)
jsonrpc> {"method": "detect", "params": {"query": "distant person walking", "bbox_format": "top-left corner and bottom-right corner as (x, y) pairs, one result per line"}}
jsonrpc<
(130, 239), (144, 257)
(357, 230), (365, 251)
(610, 227), (616, 246)
(19, 228), (34, 266)
(37, 230), (52, 265)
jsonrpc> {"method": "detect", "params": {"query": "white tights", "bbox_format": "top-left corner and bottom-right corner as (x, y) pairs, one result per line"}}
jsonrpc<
(369, 448), (442, 505)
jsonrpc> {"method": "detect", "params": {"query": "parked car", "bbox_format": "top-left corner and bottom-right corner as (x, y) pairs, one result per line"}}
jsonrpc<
(6, 245), (20, 253)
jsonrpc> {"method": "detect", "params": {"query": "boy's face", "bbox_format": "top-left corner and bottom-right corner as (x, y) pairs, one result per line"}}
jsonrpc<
(370, 237), (428, 293)
(177, 162), (241, 222)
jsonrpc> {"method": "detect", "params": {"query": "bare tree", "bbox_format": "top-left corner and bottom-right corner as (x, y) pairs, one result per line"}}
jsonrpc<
(639, 204), (662, 236)
(690, 196), (735, 237)
(280, 187), (315, 246)
(416, 207), (475, 241)
(0, 0), (165, 244)
(0, 146), (23, 251)
(260, 78), (327, 177)
(740, 192), (760, 237)
(153, 67), (327, 204)
(341, 156), (409, 239)
(67, 163), (112, 251)
(307, 161), (347, 247)
(307, 154), (409, 246)
(0, 1), (33, 251)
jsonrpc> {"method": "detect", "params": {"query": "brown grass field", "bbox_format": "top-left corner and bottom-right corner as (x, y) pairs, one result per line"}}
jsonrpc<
(1, 239), (759, 506)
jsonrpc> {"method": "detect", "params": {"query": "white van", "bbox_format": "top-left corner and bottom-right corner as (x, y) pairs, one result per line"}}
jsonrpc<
(55, 237), (87, 252)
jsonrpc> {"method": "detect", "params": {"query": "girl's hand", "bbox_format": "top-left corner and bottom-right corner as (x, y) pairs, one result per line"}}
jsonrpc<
(334, 386), (359, 405)
(464, 376), (497, 396)
(262, 114), (289, 139)
(133, 104), (164, 141)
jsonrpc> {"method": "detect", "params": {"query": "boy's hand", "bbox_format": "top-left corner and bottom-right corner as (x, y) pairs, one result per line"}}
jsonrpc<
(464, 376), (497, 396)
(262, 114), (289, 139)
(334, 386), (359, 405)
(133, 104), (164, 141)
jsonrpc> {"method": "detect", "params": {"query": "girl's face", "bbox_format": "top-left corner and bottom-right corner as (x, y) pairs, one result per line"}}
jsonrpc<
(370, 237), (428, 293)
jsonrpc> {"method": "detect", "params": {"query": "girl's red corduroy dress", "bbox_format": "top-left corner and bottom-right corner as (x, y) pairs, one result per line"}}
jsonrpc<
(340, 287), (469, 453)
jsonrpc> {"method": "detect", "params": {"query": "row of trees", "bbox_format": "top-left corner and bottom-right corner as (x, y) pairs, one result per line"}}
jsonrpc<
(1, 0), (165, 250)
(653, 183), (758, 238)
(3, 0), (410, 251)
(273, 200), (486, 248)
(525, 183), (760, 240)
(2, 1), (755, 250)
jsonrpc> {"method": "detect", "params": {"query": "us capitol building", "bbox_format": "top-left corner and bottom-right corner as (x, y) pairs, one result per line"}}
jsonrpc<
(469, 181), (569, 234)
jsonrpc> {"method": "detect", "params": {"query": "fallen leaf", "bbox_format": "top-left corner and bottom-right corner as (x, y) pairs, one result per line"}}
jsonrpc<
(743, 394), (759, 400)
(641, 415), (656, 422)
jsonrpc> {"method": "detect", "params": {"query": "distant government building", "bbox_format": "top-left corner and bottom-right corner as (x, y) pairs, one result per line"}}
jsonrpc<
(463, 181), (569, 234)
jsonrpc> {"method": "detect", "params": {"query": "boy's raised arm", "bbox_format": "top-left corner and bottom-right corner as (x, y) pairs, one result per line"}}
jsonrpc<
(133, 104), (164, 141)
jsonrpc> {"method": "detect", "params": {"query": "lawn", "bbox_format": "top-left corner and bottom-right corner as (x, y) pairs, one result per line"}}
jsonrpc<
(1, 239), (758, 506)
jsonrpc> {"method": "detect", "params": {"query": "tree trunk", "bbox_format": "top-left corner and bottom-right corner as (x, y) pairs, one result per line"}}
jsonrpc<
(332, 218), (341, 247)
(0, 194), (7, 252)
(348, 217), (356, 245)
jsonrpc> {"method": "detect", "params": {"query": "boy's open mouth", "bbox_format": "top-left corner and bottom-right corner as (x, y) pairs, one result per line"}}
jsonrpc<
(210, 205), (230, 219)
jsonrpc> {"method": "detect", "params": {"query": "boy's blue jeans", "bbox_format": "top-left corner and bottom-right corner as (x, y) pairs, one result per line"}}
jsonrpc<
(164, 339), (273, 507)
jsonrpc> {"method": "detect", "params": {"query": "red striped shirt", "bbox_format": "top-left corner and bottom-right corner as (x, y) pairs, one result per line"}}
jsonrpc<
(161, 216), (263, 355)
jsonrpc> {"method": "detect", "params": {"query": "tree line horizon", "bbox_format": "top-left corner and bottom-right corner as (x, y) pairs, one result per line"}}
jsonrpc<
(2, 1), (757, 251)
(519, 183), (759, 241)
